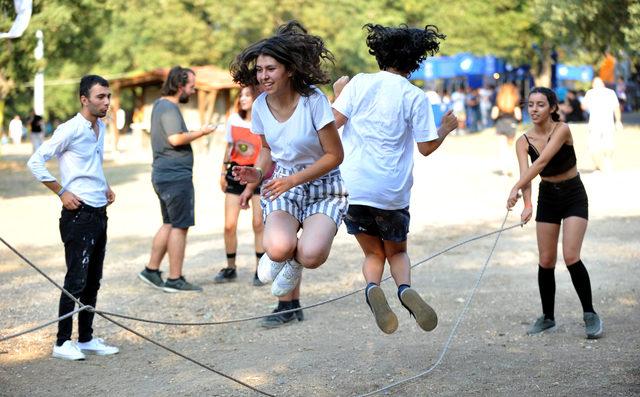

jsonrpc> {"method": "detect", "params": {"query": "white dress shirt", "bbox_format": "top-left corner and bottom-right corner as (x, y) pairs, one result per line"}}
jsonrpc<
(27, 113), (108, 207)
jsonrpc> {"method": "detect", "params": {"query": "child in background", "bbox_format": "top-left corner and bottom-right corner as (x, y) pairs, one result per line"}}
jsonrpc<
(214, 85), (265, 286)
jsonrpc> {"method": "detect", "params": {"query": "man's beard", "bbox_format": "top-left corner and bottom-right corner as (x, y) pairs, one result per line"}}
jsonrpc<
(179, 93), (190, 104)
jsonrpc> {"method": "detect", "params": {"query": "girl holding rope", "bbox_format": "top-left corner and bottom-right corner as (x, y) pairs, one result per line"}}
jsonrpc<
(507, 87), (603, 339)
(332, 24), (457, 334)
(230, 21), (347, 327)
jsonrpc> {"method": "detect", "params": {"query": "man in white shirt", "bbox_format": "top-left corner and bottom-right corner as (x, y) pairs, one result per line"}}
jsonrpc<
(9, 115), (23, 144)
(582, 77), (623, 171)
(27, 75), (119, 361)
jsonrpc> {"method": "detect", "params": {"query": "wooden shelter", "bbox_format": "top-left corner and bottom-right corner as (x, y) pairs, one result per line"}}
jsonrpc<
(108, 65), (239, 149)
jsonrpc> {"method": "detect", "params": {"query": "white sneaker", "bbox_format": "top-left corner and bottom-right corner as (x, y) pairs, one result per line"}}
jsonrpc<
(257, 254), (286, 283)
(52, 340), (86, 361)
(77, 338), (119, 356)
(271, 259), (303, 297)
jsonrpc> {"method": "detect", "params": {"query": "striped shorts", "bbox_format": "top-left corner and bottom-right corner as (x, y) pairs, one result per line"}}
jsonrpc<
(261, 165), (349, 228)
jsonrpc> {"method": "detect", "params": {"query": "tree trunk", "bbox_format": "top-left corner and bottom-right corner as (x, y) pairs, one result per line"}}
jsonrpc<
(534, 42), (552, 88)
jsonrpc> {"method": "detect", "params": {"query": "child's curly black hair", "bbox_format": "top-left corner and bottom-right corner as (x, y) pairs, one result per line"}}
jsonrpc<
(364, 24), (446, 75)
(230, 20), (334, 97)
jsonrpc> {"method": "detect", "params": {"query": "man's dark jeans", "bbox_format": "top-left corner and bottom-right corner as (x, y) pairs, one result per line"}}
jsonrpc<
(56, 204), (107, 346)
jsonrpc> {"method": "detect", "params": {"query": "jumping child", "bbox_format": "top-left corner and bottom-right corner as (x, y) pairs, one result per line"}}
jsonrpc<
(332, 24), (457, 334)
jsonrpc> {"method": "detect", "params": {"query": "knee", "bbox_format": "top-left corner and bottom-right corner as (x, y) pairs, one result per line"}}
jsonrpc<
(297, 251), (327, 269)
(223, 222), (237, 236)
(265, 241), (296, 263)
(539, 254), (557, 268)
(563, 254), (581, 266)
(252, 220), (264, 234)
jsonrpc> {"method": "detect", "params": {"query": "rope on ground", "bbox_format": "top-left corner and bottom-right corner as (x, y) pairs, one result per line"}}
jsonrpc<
(0, 306), (89, 342)
(0, 236), (274, 396)
(93, 221), (524, 326)
(356, 211), (512, 397)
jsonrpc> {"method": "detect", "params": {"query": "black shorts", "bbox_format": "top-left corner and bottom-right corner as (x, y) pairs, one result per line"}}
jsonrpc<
(536, 174), (588, 224)
(345, 204), (410, 242)
(153, 178), (195, 228)
(224, 162), (261, 196)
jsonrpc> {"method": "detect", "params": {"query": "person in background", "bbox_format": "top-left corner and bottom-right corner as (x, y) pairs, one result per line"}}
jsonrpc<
(582, 77), (622, 172)
(29, 112), (45, 153)
(492, 82), (522, 176)
(214, 85), (265, 286)
(138, 66), (216, 292)
(9, 115), (23, 144)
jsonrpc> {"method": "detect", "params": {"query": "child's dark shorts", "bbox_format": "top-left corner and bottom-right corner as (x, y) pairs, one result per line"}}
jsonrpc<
(224, 162), (261, 196)
(345, 204), (410, 242)
(536, 174), (588, 224)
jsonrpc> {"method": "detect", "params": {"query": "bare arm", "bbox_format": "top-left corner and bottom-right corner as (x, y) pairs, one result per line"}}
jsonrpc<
(167, 124), (216, 147)
(417, 110), (458, 156)
(332, 109), (348, 129)
(509, 135), (534, 223)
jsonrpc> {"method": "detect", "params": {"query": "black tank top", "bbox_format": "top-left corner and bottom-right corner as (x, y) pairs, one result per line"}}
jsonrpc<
(524, 130), (576, 177)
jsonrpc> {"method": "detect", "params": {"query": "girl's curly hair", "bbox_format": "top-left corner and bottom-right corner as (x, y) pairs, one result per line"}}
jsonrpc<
(364, 24), (446, 75)
(230, 20), (335, 97)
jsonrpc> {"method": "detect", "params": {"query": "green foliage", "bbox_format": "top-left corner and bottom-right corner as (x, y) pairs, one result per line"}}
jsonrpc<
(1, 0), (638, 125)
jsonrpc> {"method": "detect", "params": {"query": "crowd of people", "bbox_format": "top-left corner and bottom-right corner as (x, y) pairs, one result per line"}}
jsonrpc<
(22, 20), (620, 363)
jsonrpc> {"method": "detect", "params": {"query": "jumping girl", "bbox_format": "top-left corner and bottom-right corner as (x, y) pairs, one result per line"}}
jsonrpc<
(230, 21), (348, 327)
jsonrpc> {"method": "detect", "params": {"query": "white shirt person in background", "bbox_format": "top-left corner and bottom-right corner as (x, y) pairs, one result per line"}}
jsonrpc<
(582, 77), (623, 172)
(27, 75), (119, 361)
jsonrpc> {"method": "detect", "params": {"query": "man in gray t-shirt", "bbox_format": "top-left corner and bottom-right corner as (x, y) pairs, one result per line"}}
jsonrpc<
(150, 98), (193, 183)
(139, 66), (215, 293)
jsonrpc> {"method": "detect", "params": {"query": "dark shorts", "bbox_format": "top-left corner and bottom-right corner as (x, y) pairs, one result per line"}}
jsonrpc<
(344, 204), (410, 242)
(224, 162), (260, 196)
(153, 178), (195, 228)
(536, 174), (588, 224)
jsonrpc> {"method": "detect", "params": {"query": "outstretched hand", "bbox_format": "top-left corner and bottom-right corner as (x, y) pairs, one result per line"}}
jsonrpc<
(232, 166), (261, 185)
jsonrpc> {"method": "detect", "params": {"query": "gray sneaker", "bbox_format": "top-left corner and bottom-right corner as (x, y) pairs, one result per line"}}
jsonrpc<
(399, 288), (438, 332)
(584, 312), (603, 339)
(163, 276), (203, 293)
(138, 268), (164, 290)
(365, 285), (398, 334)
(527, 315), (556, 335)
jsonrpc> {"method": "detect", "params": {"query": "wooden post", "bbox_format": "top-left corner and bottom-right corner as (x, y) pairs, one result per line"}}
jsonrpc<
(110, 82), (121, 151)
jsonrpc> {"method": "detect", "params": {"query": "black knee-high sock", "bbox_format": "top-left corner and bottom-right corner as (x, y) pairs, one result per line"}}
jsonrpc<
(567, 260), (595, 313)
(538, 266), (556, 321)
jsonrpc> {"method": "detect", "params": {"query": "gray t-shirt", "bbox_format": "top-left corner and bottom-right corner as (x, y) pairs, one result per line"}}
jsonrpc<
(150, 98), (193, 183)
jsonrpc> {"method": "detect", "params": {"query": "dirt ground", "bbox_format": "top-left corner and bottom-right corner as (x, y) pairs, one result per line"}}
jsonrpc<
(0, 122), (639, 396)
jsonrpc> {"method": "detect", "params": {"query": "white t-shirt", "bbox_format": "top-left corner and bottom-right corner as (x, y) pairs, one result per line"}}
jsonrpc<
(583, 86), (618, 131)
(225, 113), (250, 142)
(333, 71), (438, 209)
(251, 87), (335, 169)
